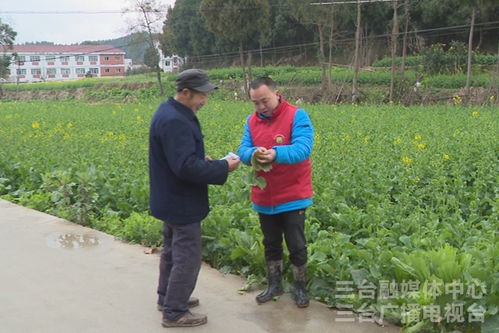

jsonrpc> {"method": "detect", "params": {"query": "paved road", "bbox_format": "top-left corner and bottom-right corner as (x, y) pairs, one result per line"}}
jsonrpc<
(0, 199), (400, 333)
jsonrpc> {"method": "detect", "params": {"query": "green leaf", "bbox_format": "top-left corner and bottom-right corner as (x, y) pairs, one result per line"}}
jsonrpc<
(350, 268), (369, 286)
(399, 235), (412, 247)
(255, 176), (266, 190)
(482, 314), (499, 333)
(230, 247), (247, 260)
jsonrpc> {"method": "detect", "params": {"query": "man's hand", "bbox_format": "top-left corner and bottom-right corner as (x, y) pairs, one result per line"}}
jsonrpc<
(226, 157), (240, 172)
(253, 147), (276, 164)
(205, 155), (213, 161)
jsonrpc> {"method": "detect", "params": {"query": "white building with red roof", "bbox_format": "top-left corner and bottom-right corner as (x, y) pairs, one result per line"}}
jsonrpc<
(5, 45), (126, 83)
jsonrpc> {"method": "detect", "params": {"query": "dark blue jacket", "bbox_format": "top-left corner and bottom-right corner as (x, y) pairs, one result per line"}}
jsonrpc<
(149, 97), (229, 224)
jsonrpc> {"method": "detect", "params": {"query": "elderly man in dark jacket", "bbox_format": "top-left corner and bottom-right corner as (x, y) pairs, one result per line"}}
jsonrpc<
(149, 69), (240, 328)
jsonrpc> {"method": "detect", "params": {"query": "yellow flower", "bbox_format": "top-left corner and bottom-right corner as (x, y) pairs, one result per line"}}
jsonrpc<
(118, 134), (126, 141)
(489, 95), (495, 103)
(136, 115), (143, 122)
(106, 131), (115, 137)
(66, 123), (73, 129)
(394, 138), (401, 144)
(363, 137), (369, 144)
(32, 121), (40, 129)
(443, 154), (450, 160)
(63, 133), (71, 139)
(414, 135), (422, 141)
(402, 156), (413, 164)
(453, 95), (462, 105)
(471, 111), (479, 118)
(417, 143), (426, 150)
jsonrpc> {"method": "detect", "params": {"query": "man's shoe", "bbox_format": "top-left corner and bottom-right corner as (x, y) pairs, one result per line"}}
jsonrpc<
(256, 260), (284, 304)
(157, 297), (200, 311)
(162, 312), (207, 327)
(292, 264), (310, 308)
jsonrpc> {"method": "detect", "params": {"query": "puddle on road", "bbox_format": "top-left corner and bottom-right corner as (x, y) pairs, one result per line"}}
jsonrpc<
(46, 232), (100, 249)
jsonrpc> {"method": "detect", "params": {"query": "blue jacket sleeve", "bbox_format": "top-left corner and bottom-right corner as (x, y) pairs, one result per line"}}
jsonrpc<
(273, 109), (314, 164)
(237, 116), (257, 165)
(161, 118), (228, 185)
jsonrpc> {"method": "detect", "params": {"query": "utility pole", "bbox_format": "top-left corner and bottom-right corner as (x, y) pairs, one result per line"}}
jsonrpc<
(352, 0), (361, 103)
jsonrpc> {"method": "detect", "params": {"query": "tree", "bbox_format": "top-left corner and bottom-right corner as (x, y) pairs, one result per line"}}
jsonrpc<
(1, 19), (17, 97)
(160, 0), (226, 64)
(144, 45), (160, 70)
(124, 0), (167, 96)
(465, 5), (476, 104)
(200, 0), (270, 93)
(399, 0), (410, 85)
(352, 0), (362, 103)
(284, 0), (338, 90)
(389, 0), (399, 102)
(455, 0), (497, 103)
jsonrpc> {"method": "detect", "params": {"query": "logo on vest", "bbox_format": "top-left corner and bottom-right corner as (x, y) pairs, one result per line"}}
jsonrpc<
(274, 134), (285, 144)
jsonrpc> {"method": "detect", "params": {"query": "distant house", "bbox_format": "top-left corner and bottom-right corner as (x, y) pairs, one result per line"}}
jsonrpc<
(125, 58), (133, 71)
(159, 54), (184, 73)
(4, 45), (126, 83)
(154, 42), (184, 73)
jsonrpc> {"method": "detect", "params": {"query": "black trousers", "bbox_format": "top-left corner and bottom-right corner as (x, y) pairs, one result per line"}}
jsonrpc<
(157, 221), (202, 320)
(259, 209), (307, 267)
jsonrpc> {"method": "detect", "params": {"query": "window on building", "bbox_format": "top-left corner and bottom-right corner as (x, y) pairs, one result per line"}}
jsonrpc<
(60, 56), (70, 62)
(46, 56), (56, 61)
(30, 56), (40, 62)
(76, 55), (85, 62)
(165, 60), (171, 67)
(47, 68), (57, 75)
(31, 68), (42, 75)
(89, 56), (98, 62)
(115, 56), (121, 60)
(76, 68), (86, 74)
(116, 68), (121, 72)
(16, 55), (26, 62)
(16, 69), (27, 75)
(61, 68), (71, 75)
(104, 56), (110, 61)
(105, 69), (110, 73)
(89, 68), (99, 74)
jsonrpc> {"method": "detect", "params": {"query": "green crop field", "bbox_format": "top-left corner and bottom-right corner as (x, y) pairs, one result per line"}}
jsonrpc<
(0, 99), (497, 332)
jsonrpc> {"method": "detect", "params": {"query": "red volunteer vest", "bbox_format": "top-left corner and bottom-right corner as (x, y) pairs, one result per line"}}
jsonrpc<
(248, 99), (313, 206)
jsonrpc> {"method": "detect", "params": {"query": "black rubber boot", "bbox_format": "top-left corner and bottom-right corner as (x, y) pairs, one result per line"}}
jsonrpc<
(256, 260), (284, 304)
(292, 264), (309, 308)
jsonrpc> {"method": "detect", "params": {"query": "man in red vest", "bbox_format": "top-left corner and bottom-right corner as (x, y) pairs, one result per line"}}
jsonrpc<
(237, 77), (314, 308)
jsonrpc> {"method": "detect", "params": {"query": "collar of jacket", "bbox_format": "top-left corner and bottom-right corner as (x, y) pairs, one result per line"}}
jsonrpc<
(257, 97), (289, 121)
(168, 97), (196, 120)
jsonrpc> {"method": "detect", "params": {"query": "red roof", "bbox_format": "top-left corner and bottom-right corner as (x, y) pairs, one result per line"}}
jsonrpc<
(10, 45), (125, 54)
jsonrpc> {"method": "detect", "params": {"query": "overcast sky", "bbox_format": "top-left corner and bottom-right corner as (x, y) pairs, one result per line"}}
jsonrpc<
(1, 0), (176, 45)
